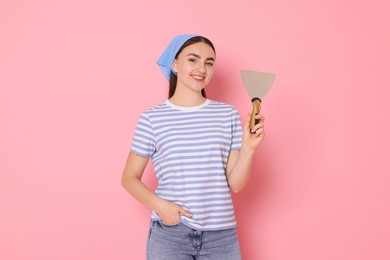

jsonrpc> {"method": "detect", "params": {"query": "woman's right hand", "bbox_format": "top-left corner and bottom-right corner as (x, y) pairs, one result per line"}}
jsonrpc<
(155, 200), (192, 225)
(121, 153), (192, 225)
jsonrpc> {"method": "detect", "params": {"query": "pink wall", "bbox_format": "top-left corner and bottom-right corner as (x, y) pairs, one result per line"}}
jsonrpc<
(1, 0), (389, 259)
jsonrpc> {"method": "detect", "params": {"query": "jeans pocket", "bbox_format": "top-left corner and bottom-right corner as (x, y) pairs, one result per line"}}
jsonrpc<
(158, 219), (181, 227)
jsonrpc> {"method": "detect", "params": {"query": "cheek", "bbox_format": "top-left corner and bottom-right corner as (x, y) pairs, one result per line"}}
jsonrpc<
(180, 63), (193, 72)
(207, 67), (215, 76)
(206, 74), (214, 83)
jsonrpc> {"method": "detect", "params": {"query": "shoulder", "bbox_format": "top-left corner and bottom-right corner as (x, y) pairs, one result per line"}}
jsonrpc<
(140, 100), (170, 117)
(208, 99), (240, 113)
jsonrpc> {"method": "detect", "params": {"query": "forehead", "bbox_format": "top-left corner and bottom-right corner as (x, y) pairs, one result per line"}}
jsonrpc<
(179, 42), (215, 58)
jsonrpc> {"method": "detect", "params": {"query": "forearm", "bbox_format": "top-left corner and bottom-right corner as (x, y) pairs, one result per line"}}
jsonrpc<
(121, 176), (164, 212)
(226, 146), (256, 193)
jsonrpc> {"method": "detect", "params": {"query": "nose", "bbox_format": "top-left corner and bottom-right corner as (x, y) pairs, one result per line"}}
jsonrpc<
(198, 62), (206, 73)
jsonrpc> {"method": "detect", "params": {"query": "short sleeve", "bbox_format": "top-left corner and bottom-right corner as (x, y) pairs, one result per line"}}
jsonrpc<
(130, 112), (156, 157)
(231, 107), (243, 150)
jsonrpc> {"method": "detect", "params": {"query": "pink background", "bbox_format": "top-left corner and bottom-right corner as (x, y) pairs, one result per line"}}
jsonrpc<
(1, 0), (389, 259)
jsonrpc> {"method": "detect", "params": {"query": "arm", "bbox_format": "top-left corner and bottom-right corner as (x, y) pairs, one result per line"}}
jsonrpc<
(121, 152), (192, 224)
(226, 111), (265, 193)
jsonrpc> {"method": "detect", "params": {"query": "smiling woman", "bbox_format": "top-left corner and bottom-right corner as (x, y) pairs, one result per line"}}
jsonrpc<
(170, 41), (216, 106)
(168, 36), (216, 100)
(121, 34), (266, 260)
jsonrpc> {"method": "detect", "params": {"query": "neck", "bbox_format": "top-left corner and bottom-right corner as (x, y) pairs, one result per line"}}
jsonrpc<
(169, 87), (206, 107)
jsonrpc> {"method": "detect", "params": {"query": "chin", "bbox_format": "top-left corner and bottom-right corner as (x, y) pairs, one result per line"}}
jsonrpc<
(192, 85), (207, 92)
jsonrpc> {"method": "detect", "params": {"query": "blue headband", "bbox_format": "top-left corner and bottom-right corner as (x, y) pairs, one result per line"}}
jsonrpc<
(157, 34), (199, 80)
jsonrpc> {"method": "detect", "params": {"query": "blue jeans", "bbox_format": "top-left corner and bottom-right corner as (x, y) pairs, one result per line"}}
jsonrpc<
(146, 220), (242, 260)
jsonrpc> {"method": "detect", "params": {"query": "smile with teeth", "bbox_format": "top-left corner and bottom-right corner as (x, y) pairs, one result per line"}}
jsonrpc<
(191, 74), (205, 80)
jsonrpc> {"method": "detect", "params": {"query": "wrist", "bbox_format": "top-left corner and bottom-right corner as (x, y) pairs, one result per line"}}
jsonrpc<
(151, 197), (167, 213)
(240, 144), (256, 156)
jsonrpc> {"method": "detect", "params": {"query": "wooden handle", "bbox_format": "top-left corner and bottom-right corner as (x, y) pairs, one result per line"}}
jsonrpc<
(250, 98), (261, 132)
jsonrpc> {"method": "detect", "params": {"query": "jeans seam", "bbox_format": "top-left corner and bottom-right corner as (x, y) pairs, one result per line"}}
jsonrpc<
(146, 220), (154, 259)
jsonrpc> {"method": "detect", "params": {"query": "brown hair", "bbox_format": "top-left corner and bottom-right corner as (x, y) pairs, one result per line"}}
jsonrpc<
(169, 36), (216, 98)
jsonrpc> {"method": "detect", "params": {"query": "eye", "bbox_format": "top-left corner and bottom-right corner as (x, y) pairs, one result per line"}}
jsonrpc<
(188, 58), (196, 63)
(206, 62), (214, 67)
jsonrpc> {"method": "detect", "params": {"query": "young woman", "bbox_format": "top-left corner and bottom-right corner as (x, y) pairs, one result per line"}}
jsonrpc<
(121, 34), (265, 260)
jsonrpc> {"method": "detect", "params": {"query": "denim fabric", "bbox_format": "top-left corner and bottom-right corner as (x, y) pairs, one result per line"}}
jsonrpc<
(146, 220), (242, 260)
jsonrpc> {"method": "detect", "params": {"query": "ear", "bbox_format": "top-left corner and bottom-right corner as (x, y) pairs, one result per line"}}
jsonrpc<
(172, 59), (178, 73)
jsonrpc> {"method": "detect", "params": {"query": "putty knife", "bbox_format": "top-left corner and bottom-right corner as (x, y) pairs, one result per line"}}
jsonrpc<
(240, 70), (276, 131)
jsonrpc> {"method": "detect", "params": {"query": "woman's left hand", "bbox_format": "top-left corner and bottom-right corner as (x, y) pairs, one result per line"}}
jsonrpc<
(242, 112), (265, 151)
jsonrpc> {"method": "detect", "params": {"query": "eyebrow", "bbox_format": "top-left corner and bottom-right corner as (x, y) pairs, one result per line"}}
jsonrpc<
(187, 53), (215, 62)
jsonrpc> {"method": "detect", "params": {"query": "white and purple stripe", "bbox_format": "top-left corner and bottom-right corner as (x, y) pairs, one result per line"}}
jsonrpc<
(131, 99), (242, 231)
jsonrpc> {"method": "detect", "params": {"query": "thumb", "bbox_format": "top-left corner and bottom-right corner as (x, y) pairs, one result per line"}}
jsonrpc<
(177, 206), (192, 218)
(244, 113), (250, 131)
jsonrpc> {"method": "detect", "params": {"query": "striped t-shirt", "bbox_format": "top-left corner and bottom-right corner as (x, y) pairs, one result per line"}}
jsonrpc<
(130, 99), (243, 231)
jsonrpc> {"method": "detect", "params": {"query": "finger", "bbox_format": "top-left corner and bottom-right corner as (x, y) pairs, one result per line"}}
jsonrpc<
(251, 125), (262, 134)
(244, 113), (251, 131)
(252, 114), (265, 131)
(246, 113), (257, 135)
(255, 127), (265, 138)
(252, 125), (263, 135)
(178, 207), (192, 218)
(255, 113), (264, 120)
(255, 121), (265, 129)
(251, 120), (265, 133)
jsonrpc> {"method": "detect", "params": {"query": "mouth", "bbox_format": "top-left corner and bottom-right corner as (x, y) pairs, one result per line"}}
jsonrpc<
(191, 74), (206, 80)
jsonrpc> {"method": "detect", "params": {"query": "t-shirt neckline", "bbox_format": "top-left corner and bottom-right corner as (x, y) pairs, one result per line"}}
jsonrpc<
(165, 99), (211, 111)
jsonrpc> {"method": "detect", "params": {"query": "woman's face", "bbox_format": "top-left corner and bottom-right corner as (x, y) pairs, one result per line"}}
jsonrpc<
(172, 42), (216, 93)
